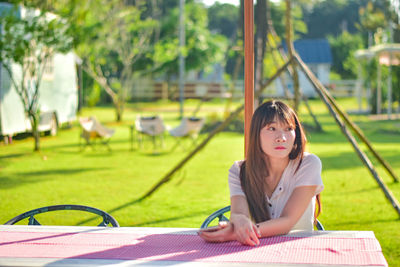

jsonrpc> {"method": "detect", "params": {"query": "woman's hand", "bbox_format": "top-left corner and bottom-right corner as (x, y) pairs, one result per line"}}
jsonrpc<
(198, 221), (236, 243)
(230, 213), (261, 246)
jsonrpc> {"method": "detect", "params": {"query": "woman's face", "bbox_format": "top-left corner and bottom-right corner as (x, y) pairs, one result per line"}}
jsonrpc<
(259, 118), (296, 160)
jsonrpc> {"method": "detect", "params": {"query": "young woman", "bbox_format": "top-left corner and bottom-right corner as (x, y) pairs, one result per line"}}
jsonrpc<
(199, 100), (323, 246)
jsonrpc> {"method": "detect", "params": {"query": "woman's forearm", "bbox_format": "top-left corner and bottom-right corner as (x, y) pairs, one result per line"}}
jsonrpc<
(257, 186), (317, 238)
(257, 216), (293, 238)
(230, 212), (249, 222)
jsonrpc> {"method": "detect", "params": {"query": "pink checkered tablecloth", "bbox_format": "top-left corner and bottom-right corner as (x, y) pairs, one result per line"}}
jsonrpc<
(0, 227), (388, 266)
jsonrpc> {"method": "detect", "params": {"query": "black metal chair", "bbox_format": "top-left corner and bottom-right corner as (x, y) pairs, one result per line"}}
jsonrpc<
(4, 204), (119, 227)
(200, 205), (325, 231)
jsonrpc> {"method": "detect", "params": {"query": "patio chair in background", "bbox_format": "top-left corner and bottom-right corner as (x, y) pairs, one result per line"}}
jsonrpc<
(79, 117), (115, 151)
(200, 206), (325, 231)
(169, 117), (204, 151)
(135, 115), (166, 151)
(4, 204), (120, 227)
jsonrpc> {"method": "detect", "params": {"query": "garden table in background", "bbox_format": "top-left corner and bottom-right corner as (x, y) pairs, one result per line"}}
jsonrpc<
(0, 225), (388, 266)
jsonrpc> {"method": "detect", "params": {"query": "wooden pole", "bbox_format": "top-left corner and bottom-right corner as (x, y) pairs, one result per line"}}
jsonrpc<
(295, 54), (400, 217)
(244, 0), (254, 157)
(178, 0), (185, 119)
(356, 62), (363, 112)
(388, 52), (393, 119)
(285, 0), (300, 112)
(295, 55), (398, 183)
(377, 61), (382, 114)
(388, 23), (394, 119)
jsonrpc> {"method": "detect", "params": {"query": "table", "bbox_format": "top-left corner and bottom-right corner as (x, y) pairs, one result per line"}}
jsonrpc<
(0, 225), (388, 266)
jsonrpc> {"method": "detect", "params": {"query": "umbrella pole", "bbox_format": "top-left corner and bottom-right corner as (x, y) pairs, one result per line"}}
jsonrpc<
(244, 0), (254, 157)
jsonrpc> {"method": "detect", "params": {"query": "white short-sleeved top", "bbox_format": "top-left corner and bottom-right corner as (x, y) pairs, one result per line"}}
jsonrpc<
(228, 152), (324, 231)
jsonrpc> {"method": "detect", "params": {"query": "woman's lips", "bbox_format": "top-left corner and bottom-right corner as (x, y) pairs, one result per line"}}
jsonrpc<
(275, 146), (286, 150)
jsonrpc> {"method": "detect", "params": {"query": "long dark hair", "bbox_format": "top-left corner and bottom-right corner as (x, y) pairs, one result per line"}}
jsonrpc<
(239, 100), (307, 223)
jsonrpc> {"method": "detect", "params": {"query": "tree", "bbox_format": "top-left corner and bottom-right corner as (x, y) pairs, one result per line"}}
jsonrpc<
(76, 0), (157, 121)
(358, 1), (387, 46)
(328, 32), (363, 79)
(301, 0), (366, 39)
(206, 2), (242, 83)
(151, 2), (227, 85)
(269, 0), (307, 40)
(207, 2), (239, 39)
(0, 6), (72, 151)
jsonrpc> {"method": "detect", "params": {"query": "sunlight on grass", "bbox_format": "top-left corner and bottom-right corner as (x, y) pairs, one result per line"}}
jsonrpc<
(1, 97), (399, 265)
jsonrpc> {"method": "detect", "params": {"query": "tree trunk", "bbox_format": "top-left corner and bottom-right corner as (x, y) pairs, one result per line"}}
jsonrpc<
(115, 99), (124, 122)
(266, 0), (292, 100)
(82, 63), (124, 122)
(116, 108), (121, 122)
(29, 113), (40, 151)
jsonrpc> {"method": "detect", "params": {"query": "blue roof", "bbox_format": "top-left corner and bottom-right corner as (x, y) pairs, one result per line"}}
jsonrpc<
(0, 3), (21, 19)
(283, 39), (332, 64)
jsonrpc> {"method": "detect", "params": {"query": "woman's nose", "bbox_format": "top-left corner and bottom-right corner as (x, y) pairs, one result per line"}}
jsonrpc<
(275, 131), (287, 142)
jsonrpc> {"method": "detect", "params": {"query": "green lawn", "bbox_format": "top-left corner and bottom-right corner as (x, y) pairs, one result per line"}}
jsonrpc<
(1, 98), (399, 265)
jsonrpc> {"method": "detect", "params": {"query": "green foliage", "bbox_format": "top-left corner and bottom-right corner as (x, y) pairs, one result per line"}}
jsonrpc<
(301, 0), (365, 38)
(301, 0), (399, 47)
(329, 71), (342, 80)
(87, 82), (101, 107)
(362, 59), (400, 114)
(152, 2), (228, 77)
(204, 2), (242, 79)
(0, 8), (72, 65)
(391, 66), (400, 104)
(358, 1), (387, 33)
(328, 32), (363, 79)
(291, 3), (308, 37)
(270, 1), (307, 39)
(207, 2), (238, 39)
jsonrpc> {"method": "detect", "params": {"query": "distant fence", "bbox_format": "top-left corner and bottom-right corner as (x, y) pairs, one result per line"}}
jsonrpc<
(327, 80), (357, 97)
(129, 80), (297, 100)
(129, 80), (245, 100)
(129, 79), (357, 100)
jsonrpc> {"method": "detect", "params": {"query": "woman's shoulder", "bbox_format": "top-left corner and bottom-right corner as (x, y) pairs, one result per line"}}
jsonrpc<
(229, 160), (244, 170)
(298, 152), (322, 169)
(303, 152), (321, 163)
(292, 152), (323, 188)
(228, 160), (244, 176)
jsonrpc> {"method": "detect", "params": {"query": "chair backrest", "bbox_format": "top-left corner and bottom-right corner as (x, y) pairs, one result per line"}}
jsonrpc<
(136, 116), (166, 136)
(186, 117), (204, 135)
(4, 204), (120, 227)
(200, 206), (230, 229)
(201, 206), (325, 231)
(79, 117), (95, 132)
(79, 117), (114, 138)
(169, 117), (204, 137)
(91, 117), (115, 138)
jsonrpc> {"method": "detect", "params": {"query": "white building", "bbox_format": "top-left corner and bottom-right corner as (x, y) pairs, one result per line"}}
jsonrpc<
(273, 39), (333, 98)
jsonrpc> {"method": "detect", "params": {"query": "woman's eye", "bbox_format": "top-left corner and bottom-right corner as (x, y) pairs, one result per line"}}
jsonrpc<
(267, 127), (275, 131)
(286, 127), (293, 131)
